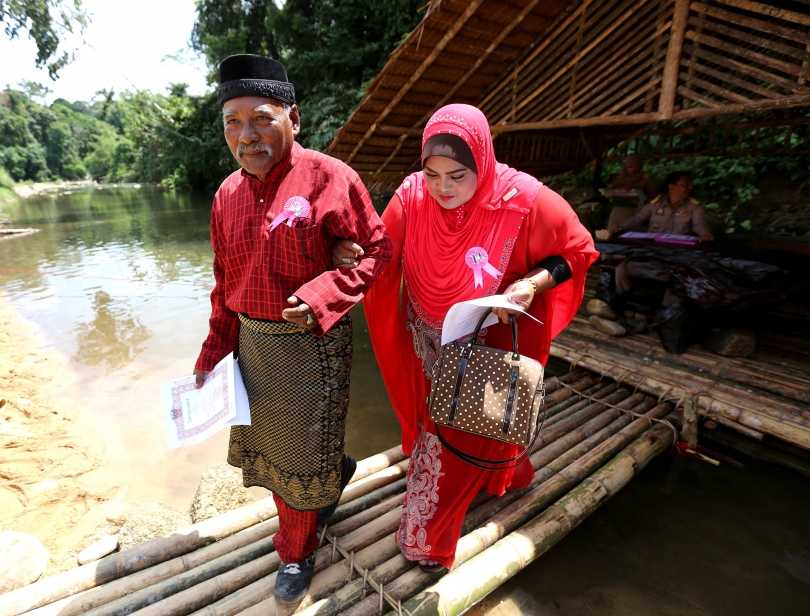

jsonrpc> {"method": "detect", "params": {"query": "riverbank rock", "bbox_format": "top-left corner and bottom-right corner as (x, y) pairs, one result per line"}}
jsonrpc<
(589, 315), (627, 337)
(0, 531), (48, 592)
(586, 299), (617, 320)
(116, 503), (190, 550)
(190, 463), (255, 523)
(77, 534), (119, 565)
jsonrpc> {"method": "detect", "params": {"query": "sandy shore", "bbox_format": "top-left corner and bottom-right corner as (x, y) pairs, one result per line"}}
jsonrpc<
(0, 296), (123, 574)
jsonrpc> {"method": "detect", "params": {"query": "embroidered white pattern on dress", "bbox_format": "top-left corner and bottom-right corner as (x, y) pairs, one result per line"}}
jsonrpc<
(398, 430), (444, 559)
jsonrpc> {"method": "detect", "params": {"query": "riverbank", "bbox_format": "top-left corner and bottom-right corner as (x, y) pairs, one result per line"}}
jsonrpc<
(0, 296), (123, 574)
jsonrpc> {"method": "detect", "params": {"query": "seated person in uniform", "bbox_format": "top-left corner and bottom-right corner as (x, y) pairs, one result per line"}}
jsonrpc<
(614, 170), (714, 241)
(608, 154), (657, 199)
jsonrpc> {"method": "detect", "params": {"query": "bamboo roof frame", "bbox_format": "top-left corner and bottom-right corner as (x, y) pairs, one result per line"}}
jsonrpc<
(327, 0), (810, 188)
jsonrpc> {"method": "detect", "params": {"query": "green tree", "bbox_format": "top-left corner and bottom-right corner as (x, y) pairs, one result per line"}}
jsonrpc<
(191, 0), (423, 150)
(0, 0), (88, 78)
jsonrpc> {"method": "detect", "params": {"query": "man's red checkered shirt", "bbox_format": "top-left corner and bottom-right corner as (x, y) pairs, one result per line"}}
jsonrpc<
(195, 143), (391, 372)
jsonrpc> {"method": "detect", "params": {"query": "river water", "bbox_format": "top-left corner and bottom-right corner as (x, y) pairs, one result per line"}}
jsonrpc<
(2, 186), (808, 614)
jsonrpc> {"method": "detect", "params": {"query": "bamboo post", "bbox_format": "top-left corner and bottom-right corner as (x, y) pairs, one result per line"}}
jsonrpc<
(0, 446), (405, 616)
(658, 0), (690, 119)
(398, 419), (678, 615)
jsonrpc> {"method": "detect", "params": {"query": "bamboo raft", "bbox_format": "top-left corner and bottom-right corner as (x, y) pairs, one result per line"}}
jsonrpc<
(553, 312), (810, 451)
(0, 371), (678, 616)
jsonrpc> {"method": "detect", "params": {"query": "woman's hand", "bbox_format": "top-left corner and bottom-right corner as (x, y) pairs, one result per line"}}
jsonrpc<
(332, 239), (364, 268)
(493, 279), (536, 324)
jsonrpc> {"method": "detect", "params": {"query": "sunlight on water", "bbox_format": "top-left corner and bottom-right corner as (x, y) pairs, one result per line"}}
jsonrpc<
(0, 185), (398, 507)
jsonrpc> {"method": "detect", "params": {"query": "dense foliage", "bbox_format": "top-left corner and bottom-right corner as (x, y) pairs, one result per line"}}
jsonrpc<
(0, 0), (87, 78)
(1, 0), (422, 192)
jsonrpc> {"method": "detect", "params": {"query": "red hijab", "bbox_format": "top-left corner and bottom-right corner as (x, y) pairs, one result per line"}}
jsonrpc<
(398, 104), (541, 328)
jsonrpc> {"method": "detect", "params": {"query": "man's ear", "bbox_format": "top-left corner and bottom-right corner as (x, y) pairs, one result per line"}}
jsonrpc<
(289, 104), (301, 137)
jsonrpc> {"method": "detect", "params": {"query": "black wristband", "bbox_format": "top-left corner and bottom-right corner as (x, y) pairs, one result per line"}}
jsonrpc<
(537, 256), (572, 285)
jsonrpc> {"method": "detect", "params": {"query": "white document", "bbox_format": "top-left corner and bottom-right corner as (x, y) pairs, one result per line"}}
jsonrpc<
(441, 294), (544, 346)
(161, 352), (251, 449)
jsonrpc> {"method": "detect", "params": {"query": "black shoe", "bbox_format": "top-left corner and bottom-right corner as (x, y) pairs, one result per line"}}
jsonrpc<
(275, 554), (315, 603)
(418, 562), (447, 574)
(317, 455), (357, 525)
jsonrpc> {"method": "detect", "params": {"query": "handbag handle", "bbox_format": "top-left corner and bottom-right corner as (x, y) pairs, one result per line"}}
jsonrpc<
(449, 311), (519, 425)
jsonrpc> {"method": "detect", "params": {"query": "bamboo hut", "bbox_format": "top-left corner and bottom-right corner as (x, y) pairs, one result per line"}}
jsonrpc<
(327, 0), (810, 452)
(328, 0), (810, 187)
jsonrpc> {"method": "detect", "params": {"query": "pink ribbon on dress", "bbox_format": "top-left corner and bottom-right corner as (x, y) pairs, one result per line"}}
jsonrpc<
(465, 246), (502, 289)
(269, 196), (311, 231)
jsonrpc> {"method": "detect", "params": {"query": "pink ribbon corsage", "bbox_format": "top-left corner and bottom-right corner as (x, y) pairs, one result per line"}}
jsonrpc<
(465, 246), (502, 289)
(269, 196), (312, 232)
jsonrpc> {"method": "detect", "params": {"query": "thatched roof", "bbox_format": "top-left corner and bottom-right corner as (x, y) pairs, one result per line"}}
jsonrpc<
(327, 0), (810, 188)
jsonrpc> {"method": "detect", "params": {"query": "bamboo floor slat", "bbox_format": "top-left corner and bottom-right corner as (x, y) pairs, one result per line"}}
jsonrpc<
(1, 372), (677, 616)
(552, 320), (810, 450)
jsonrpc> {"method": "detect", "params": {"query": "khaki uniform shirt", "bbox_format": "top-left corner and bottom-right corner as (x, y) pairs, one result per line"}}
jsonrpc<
(620, 195), (712, 237)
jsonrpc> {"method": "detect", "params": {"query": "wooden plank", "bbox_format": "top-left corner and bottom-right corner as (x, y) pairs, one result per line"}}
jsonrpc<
(687, 74), (755, 104)
(507, 0), (640, 121)
(658, 0), (690, 118)
(683, 57), (782, 99)
(673, 92), (810, 119)
(345, 0), (486, 164)
(573, 48), (659, 119)
(373, 0), (551, 177)
(478, 1), (590, 113)
(693, 1), (810, 44)
(495, 0), (652, 124)
(688, 44), (797, 90)
(647, 0), (674, 111)
(695, 16), (810, 62)
(491, 112), (660, 134)
(715, 0), (810, 28)
(484, 0), (614, 124)
(686, 29), (803, 78)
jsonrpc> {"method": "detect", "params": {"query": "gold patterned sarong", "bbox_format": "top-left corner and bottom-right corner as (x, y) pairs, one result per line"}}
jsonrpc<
(227, 313), (352, 509)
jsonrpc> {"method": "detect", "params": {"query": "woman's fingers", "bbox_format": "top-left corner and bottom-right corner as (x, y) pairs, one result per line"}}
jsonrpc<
(332, 239), (364, 268)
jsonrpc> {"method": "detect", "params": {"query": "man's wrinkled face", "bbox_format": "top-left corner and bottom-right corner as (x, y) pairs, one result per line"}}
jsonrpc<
(222, 96), (300, 180)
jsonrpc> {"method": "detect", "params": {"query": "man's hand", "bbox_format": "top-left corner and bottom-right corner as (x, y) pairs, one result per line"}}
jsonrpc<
(194, 369), (209, 388)
(493, 279), (536, 324)
(595, 229), (611, 241)
(282, 295), (316, 329)
(332, 239), (364, 269)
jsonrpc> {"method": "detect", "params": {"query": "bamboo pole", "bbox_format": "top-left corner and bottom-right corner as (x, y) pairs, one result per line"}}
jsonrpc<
(398, 419), (677, 615)
(36, 380), (619, 616)
(294, 401), (672, 616)
(82, 536), (277, 616)
(552, 331), (810, 448)
(0, 446), (405, 616)
(343, 403), (675, 616)
(234, 390), (633, 615)
(658, 0), (690, 119)
(23, 520), (279, 616)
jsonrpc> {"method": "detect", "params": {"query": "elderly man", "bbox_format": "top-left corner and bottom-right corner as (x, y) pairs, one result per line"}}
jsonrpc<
(193, 54), (390, 603)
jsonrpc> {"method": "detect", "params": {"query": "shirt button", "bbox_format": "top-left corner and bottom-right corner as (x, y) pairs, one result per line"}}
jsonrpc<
(259, 198), (264, 203)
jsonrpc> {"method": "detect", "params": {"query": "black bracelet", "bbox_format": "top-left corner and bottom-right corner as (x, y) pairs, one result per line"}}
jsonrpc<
(537, 256), (572, 285)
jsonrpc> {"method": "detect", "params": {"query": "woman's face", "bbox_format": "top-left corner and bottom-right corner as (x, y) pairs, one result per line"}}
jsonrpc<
(423, 155), (477, 210)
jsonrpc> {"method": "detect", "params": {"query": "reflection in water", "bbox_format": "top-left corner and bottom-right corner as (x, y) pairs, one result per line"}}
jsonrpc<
(75, 290), (151, 367)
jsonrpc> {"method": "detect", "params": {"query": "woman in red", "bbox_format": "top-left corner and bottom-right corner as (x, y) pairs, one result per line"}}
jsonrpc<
(360, 104), (598, 570)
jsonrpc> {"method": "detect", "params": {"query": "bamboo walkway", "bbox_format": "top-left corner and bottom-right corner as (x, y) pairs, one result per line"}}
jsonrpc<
(0, 371), (678, 616)
(552, 316), (810, 451)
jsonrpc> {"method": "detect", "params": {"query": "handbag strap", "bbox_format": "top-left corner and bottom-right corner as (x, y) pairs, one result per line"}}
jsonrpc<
(435, 394), (545, 471)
